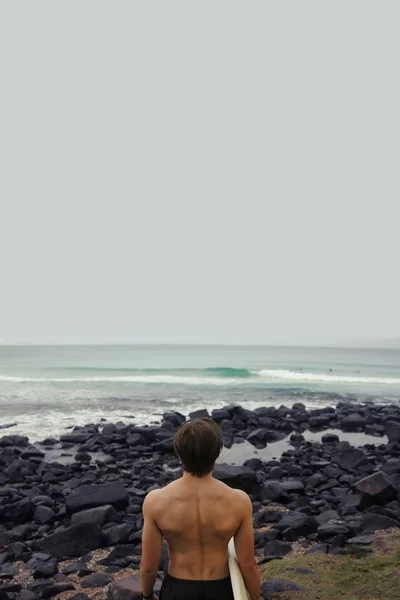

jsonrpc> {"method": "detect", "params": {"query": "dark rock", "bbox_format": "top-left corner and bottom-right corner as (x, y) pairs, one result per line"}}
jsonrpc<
(348, 534), (375, 545)
(39, 523), (102, 558)
(41, 438), (58, 446)
(247, 429), (285, 446)
(152, 439), (174, 453)
(269, 467), (285, 480)
(261, 480), (304, 504)
(354, 471), (397, 506)
(63, 563), (94, 577)
(81, 573), (112, 589)
(162, 412), (186, 427)
(107, 576), (142, 600)
(213, 464), (257, 493)
(18, 591), (40, 600)
(75, 453), (92, 463)
(254, 509), (284, 526)
(293, 403), (306, 412)
(0, 435), (28, 447)
(316, 510), (340, 525)
(189, 409), (210, 420)
(317, 524), (350, 540)
(103, 524), (134, 546)
(98, 545), (137, 566)
(66, 483), (129, 514)
(10, 524), (32, 541)
(60, 433), (91, 444)
(336, 448), (365, 472)
(309, 416), (331, 429)
(1, 498), (34, 524)
(211, 410), (231, 423)
(264, 540), (292, 557)
(33, 557), (59, 578)
(261, 579), (305, 599)
(360, 513), (400, 532)
(27, 581), (54, 596)
(322, 433), (340, 444)
(20, 448), (45, 460)
(276, 512), (318, 536)
(71, 505), (120, 528)
(33, 506), (55, 525)
(341, 413), (366, 431)
(42, 583), (75, 599)
(385, 421), (400, 443)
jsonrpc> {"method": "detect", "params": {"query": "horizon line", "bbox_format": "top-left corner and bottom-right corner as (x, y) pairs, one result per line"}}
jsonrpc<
(0, 341), (399, 350)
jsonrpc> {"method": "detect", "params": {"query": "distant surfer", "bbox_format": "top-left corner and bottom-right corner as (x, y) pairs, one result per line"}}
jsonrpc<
(140, 418), (261, 600)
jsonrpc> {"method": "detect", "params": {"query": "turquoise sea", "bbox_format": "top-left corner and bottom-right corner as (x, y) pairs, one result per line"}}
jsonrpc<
(0, 345), (399, 441)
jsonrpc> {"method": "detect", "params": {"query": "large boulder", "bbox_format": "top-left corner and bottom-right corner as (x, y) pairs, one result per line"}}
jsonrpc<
(317, 524), (351, 540)
(213, 464), (257, 493)
(0, 435), (29, 447)
(60, 433), (92, 444)
(1, 497), (34, 524)
(71, 505), (121, 527)
(264, 540), (292, 557)
(275, 512), (318, 536)
(33, 506), (55, 525)
(336, 448), (366, 472)
(162, 412), (186, 428)
(81, 573), (112, 589)
(354, 471), (398, 506)
(152, 438), (175, 453)
(360, 513), (400, 532)
(385, 421), (400, 443)
(322, 433), (340, 444)
(189, 409), (210, 420)
(66, 483), (129, 514)
(341, 413), (366, 432)
(247, 428), (270, 446)
(211, 409), (231, 423)
(39, 523), (102, 558)
(247, 429), (286, 445)
(309, 416), (331, 429)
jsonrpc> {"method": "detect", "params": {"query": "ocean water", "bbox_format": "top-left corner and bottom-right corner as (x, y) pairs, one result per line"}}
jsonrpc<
(0, 345), (399, 442)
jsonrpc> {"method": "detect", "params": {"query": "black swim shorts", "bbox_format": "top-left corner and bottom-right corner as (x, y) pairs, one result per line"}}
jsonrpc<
(159, 574), (234, 600)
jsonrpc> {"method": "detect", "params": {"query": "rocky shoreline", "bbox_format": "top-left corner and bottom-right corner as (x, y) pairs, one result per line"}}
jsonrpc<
(1, 402), (400, 600)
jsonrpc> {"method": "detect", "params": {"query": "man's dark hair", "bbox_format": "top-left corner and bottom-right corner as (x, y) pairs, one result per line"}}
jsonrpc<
(173, 418), (223, 477)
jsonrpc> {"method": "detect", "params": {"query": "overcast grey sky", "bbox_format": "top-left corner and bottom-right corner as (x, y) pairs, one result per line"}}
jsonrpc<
(0, 2), (399, 346)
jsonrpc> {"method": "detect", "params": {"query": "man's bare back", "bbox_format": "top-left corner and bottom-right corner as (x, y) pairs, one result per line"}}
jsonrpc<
(140, 419), (260, 600)
(147, 474), (248, 580)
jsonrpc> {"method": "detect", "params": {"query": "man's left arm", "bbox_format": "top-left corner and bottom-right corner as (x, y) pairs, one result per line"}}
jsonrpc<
(140, 491), (163, 599)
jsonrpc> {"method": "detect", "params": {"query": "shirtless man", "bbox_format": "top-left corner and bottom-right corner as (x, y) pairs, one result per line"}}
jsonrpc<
(140, 418), (261, 600)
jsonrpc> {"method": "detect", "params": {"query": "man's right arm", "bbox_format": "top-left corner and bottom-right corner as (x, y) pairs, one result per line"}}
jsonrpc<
(233, 492), (261, 600)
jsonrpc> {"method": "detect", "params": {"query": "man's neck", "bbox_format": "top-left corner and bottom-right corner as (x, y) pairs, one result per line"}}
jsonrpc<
(181, 471), (214, 484)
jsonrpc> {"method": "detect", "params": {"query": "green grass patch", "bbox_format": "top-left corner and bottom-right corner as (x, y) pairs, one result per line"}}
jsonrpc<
(261, 533), (400, 599)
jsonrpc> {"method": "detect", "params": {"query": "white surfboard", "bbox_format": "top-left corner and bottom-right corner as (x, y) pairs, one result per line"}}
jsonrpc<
(228, 538), (249, 600)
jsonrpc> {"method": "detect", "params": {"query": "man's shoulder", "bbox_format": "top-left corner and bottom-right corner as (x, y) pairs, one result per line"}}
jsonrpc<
(217, 481), (252, 507)
(143, 481), (177, 508)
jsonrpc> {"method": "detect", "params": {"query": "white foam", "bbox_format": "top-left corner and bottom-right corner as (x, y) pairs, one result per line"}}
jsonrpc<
(0, 374), (242, 386)
(256, 369), (400, 385)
